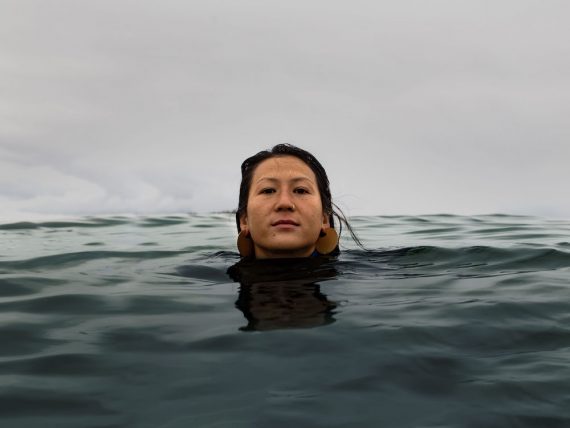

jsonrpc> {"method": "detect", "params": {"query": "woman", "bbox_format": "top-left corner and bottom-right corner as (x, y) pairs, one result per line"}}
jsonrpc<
(236, 144), (361, 258)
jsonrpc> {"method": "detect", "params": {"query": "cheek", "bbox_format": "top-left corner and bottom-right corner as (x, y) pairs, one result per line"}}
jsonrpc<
(245, 201), (266, 230)
(314, 201), (325, 221)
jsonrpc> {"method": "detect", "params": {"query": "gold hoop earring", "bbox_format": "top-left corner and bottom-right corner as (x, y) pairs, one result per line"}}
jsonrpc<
(237, 230), (254, 258)
(315, 227), (339, 255)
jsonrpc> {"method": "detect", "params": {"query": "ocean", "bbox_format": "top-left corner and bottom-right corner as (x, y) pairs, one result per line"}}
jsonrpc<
(1, 213), (569, 427)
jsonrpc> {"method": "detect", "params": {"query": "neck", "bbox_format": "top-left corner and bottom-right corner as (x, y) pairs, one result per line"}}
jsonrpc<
(254, 246), (316, 259)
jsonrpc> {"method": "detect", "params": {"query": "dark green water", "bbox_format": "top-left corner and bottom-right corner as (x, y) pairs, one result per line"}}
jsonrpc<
(1, 214), (569, 427)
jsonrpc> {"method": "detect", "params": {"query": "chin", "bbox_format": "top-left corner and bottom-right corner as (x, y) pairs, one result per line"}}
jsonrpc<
(257, 240), (315, 257)
(271, 238), (313, 251)
(272, 246), (310, 254)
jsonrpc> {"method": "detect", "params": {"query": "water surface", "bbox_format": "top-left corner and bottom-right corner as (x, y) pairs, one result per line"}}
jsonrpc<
(1, 214), (569, 427)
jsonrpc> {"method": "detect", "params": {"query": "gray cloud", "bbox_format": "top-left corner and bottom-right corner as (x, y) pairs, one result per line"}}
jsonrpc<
(1, 0), (569, 219)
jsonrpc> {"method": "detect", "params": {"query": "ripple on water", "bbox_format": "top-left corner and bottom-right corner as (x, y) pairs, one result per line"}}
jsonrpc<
(1, 214), (569, 427)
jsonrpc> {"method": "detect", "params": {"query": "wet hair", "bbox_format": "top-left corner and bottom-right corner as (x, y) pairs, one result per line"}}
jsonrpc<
(236, 143), (363, 249)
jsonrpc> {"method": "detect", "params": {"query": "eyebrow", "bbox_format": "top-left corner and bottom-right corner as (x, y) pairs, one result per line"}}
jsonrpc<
(255, 176), (315, 184)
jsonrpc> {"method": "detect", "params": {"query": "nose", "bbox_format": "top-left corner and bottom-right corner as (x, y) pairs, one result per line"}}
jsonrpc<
(275, 190), (295, 211)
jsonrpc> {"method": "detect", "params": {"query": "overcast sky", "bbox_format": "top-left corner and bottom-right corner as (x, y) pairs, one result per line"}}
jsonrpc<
(1, 0), (569, 220)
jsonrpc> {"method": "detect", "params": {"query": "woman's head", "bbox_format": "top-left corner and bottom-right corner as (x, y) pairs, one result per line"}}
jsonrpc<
(236, 144), (337, 259)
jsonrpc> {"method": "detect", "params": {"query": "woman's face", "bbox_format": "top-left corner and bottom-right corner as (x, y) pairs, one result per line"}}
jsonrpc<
(240, 155), (330, 259)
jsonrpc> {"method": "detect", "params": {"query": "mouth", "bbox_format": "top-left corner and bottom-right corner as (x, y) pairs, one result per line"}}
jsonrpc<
(271, 219), (300, 227)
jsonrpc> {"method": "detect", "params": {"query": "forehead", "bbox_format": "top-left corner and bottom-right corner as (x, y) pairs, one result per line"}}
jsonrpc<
(252, 155), (317, 181)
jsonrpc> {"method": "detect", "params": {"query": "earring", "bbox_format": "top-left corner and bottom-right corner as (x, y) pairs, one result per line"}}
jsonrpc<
(315, 227), (339, 255)
(237, 230), (254, 258)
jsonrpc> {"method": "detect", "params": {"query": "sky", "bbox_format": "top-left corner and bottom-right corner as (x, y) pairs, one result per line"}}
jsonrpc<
(1, 0), (569, 220)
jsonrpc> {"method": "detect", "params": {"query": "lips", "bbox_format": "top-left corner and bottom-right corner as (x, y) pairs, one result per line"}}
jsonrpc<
(272, 219), (299, 226)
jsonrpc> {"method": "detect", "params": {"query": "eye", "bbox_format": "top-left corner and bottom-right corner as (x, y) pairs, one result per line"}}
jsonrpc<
(260, 188), (276, 194)
(294, 187), (310, 194)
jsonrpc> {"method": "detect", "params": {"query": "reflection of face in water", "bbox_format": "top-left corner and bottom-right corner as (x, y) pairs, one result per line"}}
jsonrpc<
(227, 257), (338, 332)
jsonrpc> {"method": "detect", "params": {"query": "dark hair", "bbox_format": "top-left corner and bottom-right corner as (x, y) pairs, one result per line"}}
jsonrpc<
(235, 144), (363, 249)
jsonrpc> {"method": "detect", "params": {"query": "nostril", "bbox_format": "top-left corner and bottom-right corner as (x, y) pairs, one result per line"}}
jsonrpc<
(275, 199), (295, 211)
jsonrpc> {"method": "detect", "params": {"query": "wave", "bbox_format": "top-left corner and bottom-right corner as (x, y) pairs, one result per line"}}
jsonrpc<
(341, 245), (570, 278)
(0, 250), (190, 270)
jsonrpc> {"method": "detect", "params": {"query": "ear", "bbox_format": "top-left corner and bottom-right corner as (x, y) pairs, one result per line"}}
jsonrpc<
(239, 213), (248, 232)
(322, 212), (331, 229)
